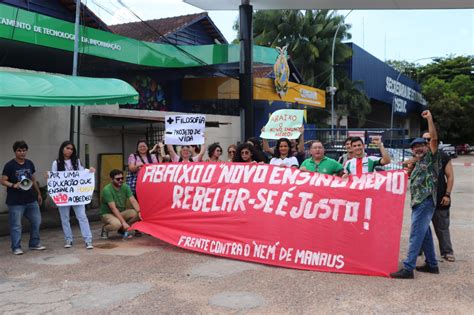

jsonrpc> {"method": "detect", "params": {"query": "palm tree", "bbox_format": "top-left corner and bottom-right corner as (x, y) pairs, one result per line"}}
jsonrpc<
(252, 10), (352, 88)
(335, 78), (371, 127)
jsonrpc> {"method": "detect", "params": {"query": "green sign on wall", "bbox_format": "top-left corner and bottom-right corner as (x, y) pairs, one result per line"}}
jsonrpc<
(0, 3), (278, 68)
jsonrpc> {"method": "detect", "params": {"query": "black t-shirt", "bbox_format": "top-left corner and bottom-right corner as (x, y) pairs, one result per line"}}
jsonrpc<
(436, 151), (451, 209)
(294, 152), (306, 166)
(2, 159), (37, 205)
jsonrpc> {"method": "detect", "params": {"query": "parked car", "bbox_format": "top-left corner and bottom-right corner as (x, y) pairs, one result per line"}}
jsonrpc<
(439, 144), (457, 158)
(456, 144), (472, 155)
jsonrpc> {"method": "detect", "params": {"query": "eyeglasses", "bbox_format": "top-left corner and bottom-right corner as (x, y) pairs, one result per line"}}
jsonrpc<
(114, 177), (124, 181)
(241, 150), (251, 155)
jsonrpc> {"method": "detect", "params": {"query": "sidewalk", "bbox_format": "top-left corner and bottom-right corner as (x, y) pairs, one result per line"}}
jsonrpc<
(0, 156), (472, 313)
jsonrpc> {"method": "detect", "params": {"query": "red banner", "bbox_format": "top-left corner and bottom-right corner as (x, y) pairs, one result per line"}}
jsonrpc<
(134, 163), (407, 277)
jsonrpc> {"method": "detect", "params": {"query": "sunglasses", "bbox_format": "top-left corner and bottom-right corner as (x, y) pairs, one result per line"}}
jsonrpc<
(228, 150), (236, 154)
(424, 138), (431, 142)
(114, 177), (124, 181)
(216, 149), (222, 152)
(241, 150), (251, 155)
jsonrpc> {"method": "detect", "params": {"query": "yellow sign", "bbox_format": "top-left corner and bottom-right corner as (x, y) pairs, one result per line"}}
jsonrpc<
(183, 78), (326, 108)
(254, 78), (325, 108)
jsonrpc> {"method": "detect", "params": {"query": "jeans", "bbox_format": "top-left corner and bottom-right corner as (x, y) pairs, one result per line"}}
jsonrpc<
(58, 205), (92, 243)
(8, 202), (42, 250)
(432, 207), (454, 256)
(403, 197), (438, 271)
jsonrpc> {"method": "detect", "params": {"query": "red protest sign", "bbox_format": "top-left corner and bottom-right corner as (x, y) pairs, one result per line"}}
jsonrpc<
(133, 163), (407, 277)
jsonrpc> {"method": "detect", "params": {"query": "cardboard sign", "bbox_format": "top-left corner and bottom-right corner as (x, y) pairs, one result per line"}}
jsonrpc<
(133, 163), (407, 277)
(47, 170), (95, 206)
(165, 114), (205, 145)
(260, 109), (303, 139)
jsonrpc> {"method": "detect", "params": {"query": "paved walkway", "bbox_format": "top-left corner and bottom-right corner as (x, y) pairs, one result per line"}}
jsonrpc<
(0, 156), (473, 314)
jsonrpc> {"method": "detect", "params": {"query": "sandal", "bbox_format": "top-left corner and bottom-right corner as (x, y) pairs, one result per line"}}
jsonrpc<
(443, 254), (455, 262)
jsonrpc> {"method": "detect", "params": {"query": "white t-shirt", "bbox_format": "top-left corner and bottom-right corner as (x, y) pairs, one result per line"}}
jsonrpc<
(270, 156), (299, 167)
(51, 159), (84, 171)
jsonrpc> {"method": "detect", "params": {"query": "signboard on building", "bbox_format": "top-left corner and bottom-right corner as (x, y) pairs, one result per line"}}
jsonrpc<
(347, 43), (427, 117)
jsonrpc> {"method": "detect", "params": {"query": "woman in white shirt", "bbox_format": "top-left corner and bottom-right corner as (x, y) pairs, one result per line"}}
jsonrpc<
(167, 144), (207, 163)
(269, 138), (299, 168)
(51, 141), (95, 249)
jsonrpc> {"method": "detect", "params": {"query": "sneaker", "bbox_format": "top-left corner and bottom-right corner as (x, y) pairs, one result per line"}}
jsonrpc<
(64, 240), (73, 248)
(29, 245), (46, 251)
(118, 231), (133, 240)
(100, 226), (109, 239)
(415, 264), (440, 274)
(12, 248), (23, 255)
(390, 268), (414, 279)
(85, 242), (94, 249)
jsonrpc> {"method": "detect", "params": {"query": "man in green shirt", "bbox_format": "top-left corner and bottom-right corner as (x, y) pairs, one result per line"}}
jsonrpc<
(300, 141), (344, 176)
(100, 169), (141, 239)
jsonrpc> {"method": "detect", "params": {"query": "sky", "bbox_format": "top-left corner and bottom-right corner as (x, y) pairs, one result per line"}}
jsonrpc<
(87, 0), (473, 65)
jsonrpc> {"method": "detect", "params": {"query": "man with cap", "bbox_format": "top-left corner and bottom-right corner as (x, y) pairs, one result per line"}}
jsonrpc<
(391, 110), (441, 279)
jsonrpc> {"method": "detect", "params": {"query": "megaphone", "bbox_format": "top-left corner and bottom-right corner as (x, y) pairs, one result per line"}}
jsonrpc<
(19, 175), (33, 191)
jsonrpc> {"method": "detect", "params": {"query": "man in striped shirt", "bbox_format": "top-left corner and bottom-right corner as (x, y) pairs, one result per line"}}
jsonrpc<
(344, 136), (391, 176)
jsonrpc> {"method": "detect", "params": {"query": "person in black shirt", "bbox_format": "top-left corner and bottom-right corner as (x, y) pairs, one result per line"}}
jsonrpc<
(2, 141), (45, 255)
(422, 132), (455, 262)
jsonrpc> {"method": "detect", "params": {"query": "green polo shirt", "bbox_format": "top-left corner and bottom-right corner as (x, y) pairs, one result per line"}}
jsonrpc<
(100, 183), (133, 216)
(300, 156), (343, 175)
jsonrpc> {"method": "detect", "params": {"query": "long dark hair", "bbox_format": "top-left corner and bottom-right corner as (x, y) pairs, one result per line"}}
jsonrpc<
(135, 139), (153, 164)
(57, 141), (79, 171)
(208, 142), (222, 159)
(233, 143), (262, 163)
(274, 138), (292, 159)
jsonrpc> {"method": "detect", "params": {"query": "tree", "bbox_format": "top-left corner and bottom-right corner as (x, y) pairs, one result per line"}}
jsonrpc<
(418, 56), (473, 83)
(335, 78), (371, 127)
(386, 60), (419, 81)
(418, 56), (474, 143)
(422, 74), (474, 144)
(251, 10), (352, 89)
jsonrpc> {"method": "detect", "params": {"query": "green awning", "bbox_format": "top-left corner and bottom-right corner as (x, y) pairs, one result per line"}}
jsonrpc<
(0, 4), (279, 68)
(0, 68), (138, 106)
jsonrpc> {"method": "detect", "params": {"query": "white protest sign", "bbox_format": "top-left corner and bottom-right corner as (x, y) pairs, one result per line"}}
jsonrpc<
(260, 109), (303, 139)
(47, 170), (95, 206)
(165, 114), (205, 145)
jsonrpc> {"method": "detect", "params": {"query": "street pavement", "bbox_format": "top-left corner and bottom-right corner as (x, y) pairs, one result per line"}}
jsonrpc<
(0, 155), (473, 314)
